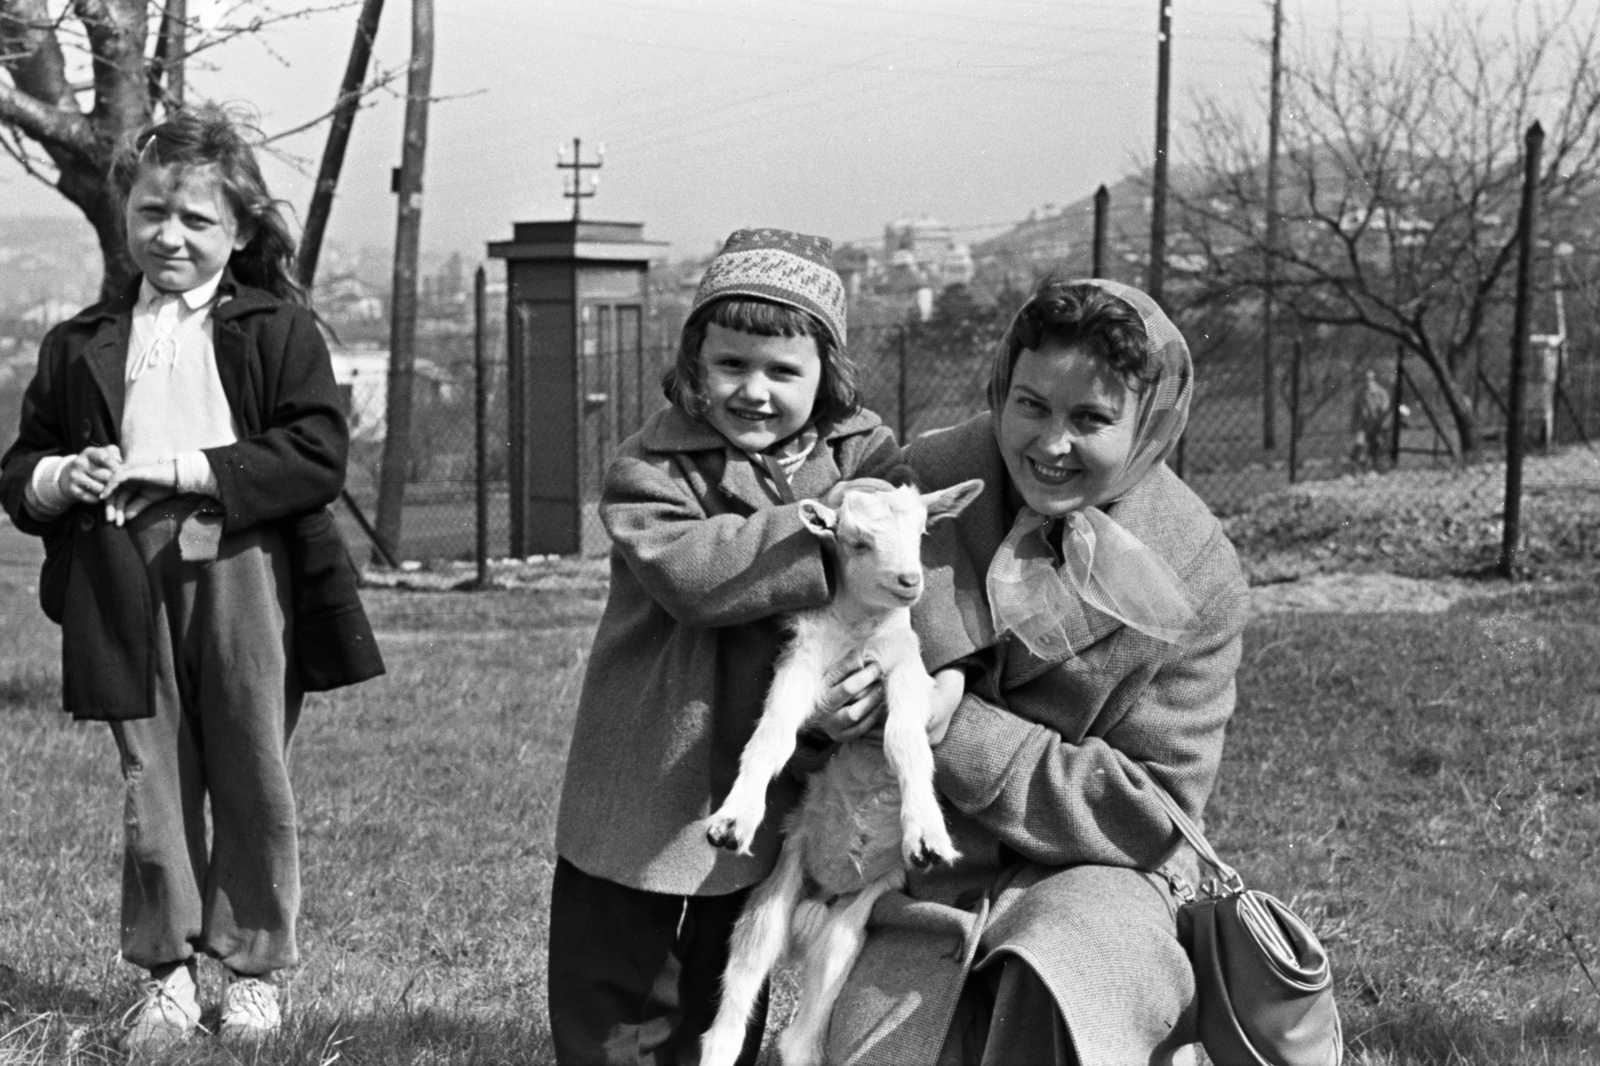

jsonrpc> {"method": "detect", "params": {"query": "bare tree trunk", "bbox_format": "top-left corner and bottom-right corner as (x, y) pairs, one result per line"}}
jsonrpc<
(296, 0), (386, 290)
(374, 0), (433, 561)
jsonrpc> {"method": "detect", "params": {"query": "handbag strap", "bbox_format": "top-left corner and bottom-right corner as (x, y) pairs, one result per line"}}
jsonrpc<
(1146, 778), (1245, 894)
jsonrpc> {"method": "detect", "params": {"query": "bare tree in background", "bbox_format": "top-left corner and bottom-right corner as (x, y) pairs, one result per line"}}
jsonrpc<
(0, 1), (394, 297)
(1173, 1), (1600, 459)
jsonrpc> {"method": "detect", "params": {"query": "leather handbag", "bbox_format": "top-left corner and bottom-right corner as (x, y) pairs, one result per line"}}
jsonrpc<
(1149, 782), (1344, 1066)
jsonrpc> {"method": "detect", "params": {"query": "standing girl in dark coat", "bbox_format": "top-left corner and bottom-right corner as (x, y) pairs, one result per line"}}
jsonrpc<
(0, 105), (383, 1053)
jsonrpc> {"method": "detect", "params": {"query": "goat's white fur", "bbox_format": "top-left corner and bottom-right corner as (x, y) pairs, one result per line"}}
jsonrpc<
(701, 477), (984, 1066)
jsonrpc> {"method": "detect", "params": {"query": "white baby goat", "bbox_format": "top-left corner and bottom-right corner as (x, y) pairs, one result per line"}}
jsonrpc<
(701, 476), (984, 1066)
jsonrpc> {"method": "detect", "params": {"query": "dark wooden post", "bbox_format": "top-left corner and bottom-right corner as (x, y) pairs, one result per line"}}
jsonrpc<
(1288, 335), (1302, 484)
(297, 0), (386, 290)
(1500, 120), (1543, 579)
(1261, 0), (1282, 451)
(897, 324), (910, 442)
(1092, 184), (1109, 279)
(376, 0), (435, 561)
(474, 264), (490, 588)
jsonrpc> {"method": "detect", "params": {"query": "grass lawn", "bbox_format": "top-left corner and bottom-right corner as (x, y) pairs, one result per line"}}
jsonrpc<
(0, 518), (1596, 1063)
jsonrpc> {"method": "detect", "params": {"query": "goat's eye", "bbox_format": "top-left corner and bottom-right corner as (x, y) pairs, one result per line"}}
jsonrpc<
(848, 540), (871, 553)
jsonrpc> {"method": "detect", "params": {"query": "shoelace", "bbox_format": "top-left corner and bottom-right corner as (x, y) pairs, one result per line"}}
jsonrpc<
(224, 979), (278, 1021)
(119, 976), (205, 1033)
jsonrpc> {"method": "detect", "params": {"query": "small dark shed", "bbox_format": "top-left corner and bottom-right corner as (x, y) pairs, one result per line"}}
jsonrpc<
(487, 220), (666, 557)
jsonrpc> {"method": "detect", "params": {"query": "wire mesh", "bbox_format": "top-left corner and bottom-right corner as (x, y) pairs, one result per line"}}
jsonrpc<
(338, 296), (1598, 571)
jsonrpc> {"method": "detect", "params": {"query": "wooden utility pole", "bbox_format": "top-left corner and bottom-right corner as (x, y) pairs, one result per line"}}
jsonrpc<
(1500, 120), (1543, 578)
(297, 0), (386, 290)
(1261, 0), (1282, 451)
(1150, 0), (1180, 475)
(1092, 184), (1109, 278)
(1148, 0), (1173, 304)
(375, 0), (434, 561)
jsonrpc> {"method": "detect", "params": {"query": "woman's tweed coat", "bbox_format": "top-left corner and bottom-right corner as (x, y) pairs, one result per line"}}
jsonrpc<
(826, 413), (1250, 1066)
(555, 404), (900, 897)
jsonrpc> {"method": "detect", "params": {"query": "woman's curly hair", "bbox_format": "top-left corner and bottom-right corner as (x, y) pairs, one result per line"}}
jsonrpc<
(987, 277), (1155, 411)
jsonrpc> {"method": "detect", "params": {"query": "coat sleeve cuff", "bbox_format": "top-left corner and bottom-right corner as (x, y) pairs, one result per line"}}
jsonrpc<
(932, 694), (1039, 815)
(25, 455), (72, 519)
(175, 450), (218, 497)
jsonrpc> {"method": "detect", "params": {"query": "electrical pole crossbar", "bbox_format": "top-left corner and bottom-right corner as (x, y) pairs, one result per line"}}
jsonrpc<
(558, 137), (604, 221)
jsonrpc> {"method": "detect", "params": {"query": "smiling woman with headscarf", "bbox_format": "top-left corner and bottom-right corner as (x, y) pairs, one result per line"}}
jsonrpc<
(824, 278), (1250, 1066)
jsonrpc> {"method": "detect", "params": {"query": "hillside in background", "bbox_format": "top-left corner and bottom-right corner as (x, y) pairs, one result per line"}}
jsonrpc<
(0, 216), (101, 318)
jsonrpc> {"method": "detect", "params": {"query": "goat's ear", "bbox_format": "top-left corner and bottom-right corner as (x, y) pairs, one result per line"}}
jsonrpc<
(798, 499), (839, 539)
(924, 478), (985, 523)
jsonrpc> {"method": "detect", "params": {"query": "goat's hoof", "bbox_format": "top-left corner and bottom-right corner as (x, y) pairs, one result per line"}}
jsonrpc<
(705, 816), (756, 853)
(905, 836), (959, 870)
(705, 819), (740, 851)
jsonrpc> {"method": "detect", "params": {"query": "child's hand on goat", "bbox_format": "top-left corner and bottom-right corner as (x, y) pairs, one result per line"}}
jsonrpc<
(926, 667), (966, 746)
(813, 654), (885, 742)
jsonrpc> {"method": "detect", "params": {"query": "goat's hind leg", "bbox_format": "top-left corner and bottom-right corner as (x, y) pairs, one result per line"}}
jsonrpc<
(700, 838), (807, 1066)
(881, 663), (957, 869)
(707, 651), (824, 853)
(776, 875), (900, 1066)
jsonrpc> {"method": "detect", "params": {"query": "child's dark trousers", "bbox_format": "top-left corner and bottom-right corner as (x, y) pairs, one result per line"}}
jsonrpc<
(548, 856), (768, 1066)
(109, 497), (301, 976)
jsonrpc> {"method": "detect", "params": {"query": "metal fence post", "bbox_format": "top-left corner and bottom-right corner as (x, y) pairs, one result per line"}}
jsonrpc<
(1501, 120), (1543, 579)
(474, 264), (490, 589)
(897, 324), (909, 443)
(1288, 335), (1302, 484)
(1390, 343), (1404, 468)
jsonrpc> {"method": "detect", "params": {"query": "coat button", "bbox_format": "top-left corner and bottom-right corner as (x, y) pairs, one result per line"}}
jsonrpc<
(79, 418), (92, 437)
(79, 513), (94, 532)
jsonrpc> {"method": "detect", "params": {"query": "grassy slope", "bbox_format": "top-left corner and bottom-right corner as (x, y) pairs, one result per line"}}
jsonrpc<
(0, 522), (1596, 1062)
(1227, 581), (1600, 1063)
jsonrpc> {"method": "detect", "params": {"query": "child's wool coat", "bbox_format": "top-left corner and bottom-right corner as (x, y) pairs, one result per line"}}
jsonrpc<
(555, 403), (900, 898)
(0, 275), (383, 720)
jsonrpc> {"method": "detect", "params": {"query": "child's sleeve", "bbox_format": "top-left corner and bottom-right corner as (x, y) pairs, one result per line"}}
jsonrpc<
(602, 450), (832, 629)
(203, 308), (348, 532)
(0, 327), (72, 537)
(841, 424), (905, 483)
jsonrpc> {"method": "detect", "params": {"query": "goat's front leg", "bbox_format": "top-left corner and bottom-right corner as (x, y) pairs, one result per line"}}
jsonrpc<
(701, 838), (807, 1066)
(706, 651), (824, 854)
(881, 660), (957, 869)
(777, 875), (900, 1066)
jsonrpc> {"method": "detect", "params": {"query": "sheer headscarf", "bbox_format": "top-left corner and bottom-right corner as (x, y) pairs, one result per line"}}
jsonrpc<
(985, 278), (1198, 659)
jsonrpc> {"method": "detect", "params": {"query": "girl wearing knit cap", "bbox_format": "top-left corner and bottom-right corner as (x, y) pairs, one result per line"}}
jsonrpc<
(822, 277), (1251, 1065)
(548, 228), (940, 1065)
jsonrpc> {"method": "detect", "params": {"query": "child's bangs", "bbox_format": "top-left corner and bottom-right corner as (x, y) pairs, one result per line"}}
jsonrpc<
(703, 297), (823, 340)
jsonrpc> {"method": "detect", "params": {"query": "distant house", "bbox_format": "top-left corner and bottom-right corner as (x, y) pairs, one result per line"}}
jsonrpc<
(882, 217), (974, 292)
(328, 343), (456, 442)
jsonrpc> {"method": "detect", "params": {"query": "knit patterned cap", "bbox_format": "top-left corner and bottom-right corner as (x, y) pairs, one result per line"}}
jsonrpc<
(690, 228), (848, 351)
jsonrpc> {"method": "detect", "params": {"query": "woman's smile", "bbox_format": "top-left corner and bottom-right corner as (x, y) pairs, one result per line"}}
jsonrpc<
(998, 342), (1136, 517)
(1026, 457), (1081, 485)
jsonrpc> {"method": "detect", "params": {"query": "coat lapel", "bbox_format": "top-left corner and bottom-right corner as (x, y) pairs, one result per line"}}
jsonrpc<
(210, 316), (255, 435)
(83, 317), (129, 443)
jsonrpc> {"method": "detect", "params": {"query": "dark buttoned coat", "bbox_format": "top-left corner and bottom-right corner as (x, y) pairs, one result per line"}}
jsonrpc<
(555, 404), (900, 897)
(827, 414), (1250, 1066)
(0, 276), (384, 721)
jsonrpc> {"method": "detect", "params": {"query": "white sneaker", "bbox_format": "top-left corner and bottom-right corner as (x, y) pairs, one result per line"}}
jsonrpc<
(121, 960), (201, 1054)
(219, 975), (282, 1045)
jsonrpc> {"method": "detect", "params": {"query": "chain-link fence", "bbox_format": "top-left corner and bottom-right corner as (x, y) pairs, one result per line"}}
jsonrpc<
(341, 294), (1599, 572)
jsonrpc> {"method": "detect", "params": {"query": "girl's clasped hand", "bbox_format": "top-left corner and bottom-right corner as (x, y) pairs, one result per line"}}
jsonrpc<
(50, 443), (180, 525)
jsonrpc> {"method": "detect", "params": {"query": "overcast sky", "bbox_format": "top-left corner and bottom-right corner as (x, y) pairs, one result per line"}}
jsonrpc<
(0, 0), (1521, 262)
